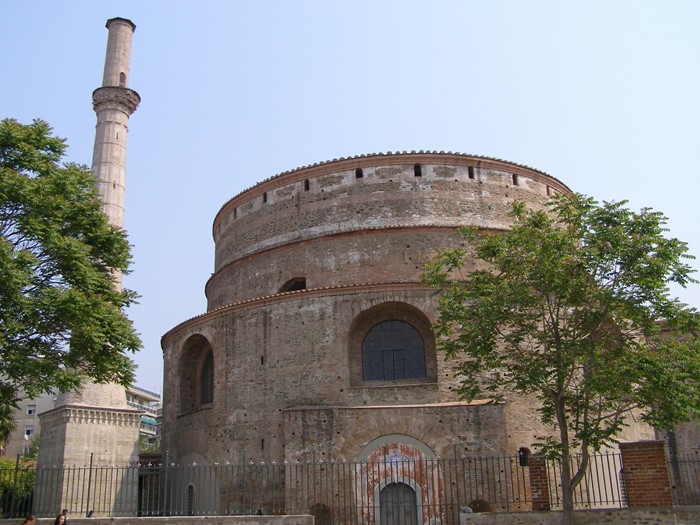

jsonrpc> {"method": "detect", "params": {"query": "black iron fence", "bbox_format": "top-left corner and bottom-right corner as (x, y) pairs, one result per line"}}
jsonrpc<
(668, 452), (700, 505)
(1, 455), (531, 522)
(0, 451), (684, 522)
(545, 453), (625, 510)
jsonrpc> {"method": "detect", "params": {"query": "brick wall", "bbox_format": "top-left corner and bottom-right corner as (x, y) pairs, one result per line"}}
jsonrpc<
(528, 456), (550, 511)
(619, 441), (673, 507)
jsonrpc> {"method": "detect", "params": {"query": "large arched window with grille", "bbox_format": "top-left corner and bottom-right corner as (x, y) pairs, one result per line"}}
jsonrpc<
(348, 301), (437, 386)
(362, 320), (426, 381)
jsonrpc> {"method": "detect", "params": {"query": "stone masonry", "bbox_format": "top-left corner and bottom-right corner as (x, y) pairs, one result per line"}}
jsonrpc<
(161, 152), (656, 516)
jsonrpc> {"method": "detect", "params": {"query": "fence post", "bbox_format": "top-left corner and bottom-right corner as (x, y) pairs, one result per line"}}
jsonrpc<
(85, 452), (94, 515)
(619, 441), (673, 507)
(163, 450), (170, 516)
(528, 456), (551, 511)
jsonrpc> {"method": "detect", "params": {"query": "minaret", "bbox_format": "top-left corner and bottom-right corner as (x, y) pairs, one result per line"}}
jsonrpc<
(35, 18), (142, 517)
(92, 18), (141, 286)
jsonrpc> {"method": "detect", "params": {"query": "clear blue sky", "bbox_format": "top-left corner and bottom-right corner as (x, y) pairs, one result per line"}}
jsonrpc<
(2, 1), (699, 393)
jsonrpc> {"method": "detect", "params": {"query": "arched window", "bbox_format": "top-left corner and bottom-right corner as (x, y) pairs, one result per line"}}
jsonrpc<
(362, 320), (426, 381)
(518, 447), (531, 466)
(119, 72), (126, 87)
(200, 350), (214, 405)
(179, 334), (214, 414)
(279, 277), (306, 293)
(349, 302), (437, 386)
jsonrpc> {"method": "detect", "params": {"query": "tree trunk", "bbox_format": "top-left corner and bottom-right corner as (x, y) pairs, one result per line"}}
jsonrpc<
(559, 454), (575, 525)
(555, 398), (575, 525)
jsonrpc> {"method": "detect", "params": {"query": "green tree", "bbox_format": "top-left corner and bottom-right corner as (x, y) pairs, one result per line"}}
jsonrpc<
(0, 118), (140, 421)
(423, 194), (700, 525)
(0, 398), (16, 454)
(0, 457), (36, 518)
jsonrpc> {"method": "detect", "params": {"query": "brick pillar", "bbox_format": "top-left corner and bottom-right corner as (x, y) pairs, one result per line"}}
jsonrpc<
(619, 441), (673, 507)
(529, 456), (551, 511)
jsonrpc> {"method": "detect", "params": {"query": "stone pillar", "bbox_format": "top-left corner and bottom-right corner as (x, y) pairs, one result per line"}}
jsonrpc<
(619, 440), (674, 507)
(34, 407), (142, 517)
(528, 456), (551, 511)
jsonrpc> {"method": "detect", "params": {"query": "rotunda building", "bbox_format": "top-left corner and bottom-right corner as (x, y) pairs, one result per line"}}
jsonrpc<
(161, 151), (574, 466)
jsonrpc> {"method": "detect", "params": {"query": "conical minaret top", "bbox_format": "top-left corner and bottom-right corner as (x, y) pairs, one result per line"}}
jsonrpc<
(91, 17), (140, 235)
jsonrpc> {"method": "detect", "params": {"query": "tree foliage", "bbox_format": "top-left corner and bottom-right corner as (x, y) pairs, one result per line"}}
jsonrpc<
(0, 118), (140, 409)
(423, 194), (700, 522)
(0, 399), (16, 453)
(0, 457), (36, 518)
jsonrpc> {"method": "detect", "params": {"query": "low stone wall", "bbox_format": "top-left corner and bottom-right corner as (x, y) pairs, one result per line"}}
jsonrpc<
(0, 517), (312, 525)
(460, 506), (700, 525)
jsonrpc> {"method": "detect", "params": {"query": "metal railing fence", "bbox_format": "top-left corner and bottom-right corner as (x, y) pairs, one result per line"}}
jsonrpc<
(2, 455), (529, 522)
(544, 452), (625, 510)
(668, 452), (700, 505)
(0, 452), (637, 522)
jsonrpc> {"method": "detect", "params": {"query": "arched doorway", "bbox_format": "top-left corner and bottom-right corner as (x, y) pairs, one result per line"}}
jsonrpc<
(379, 482), (418, 525)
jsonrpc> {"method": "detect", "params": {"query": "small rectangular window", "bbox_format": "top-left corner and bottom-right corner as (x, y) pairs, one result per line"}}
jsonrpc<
(304, 179), (310, 191)
(355, 168), (364, 179)
(27, 405), (36, 416)
(25, 426), (35, 437)
(512, 173), (519, 186)
(468, 166), (475, 179)
(263, 192), (268, 203)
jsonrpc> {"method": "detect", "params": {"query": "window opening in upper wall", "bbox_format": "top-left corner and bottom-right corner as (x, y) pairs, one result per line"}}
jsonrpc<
(512, 173), (519, 186)
(119, 72), (126, 87)
(414, 164), (422, 177)
(263, 192), (268, 203)
(468, 166), (475, 179)
(279, 277), (307, 293)
(546, 185), (551, 197)
(355, 168), (364, 179)
(304, 179), (310, 191)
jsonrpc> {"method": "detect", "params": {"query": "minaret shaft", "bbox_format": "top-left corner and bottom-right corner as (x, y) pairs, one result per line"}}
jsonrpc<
(92, 18), (140, 235)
